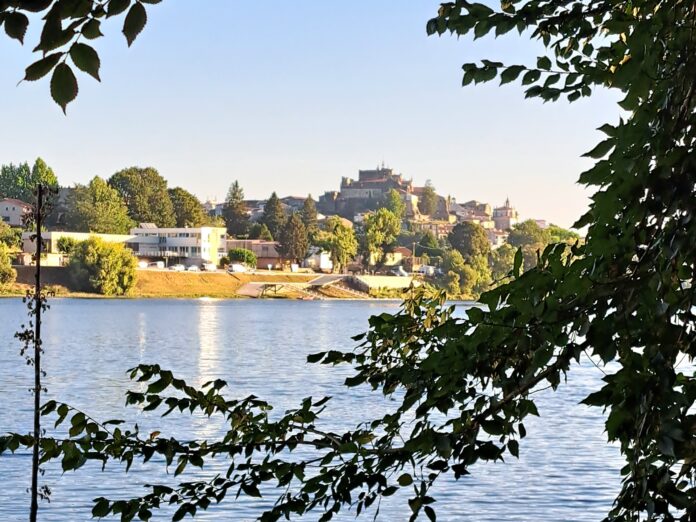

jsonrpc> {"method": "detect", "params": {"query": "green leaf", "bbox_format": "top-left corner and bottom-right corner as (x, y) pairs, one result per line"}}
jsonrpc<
(147, 374), (172, 394)
(107, 0), (131, 17)
(582, 139), (615, 159)
(537, 56), (552, 70)
(92, 497), (111, 517)
(397, 473), (413, 486)
(521, 70), (540, 85)
(4, 12), (29, 43)
(123, 2), (147, 47)
(70, 43), (101, 81)
(513, 248), (523, 277)
(50, 63), (78, 114)
(500, 65), (524, 85)
(24, 53), (63, 81)
(82, 19), (103, 40)
(424, 506), (437, 522)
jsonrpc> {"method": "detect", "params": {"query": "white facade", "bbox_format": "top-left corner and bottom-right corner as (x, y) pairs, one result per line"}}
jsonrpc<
(1, 198), (31, 226)
(128, 225), (227, 264)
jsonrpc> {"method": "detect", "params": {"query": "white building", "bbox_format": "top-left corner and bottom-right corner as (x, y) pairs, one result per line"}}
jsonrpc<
(1, 198), (31, 226)
(128, 224), (227, 265)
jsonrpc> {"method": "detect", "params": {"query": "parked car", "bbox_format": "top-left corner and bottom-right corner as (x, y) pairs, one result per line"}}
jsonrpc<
(202, 263), (217, 272)
(148, 261), (165, 269)
(187, 265), (200, 272)
(390, 266), (408, 277)
(415, 265), (436, 276)
(137, 261), (149, 269)
(169, 264), (185, 272)
(227, 263), (247, 273)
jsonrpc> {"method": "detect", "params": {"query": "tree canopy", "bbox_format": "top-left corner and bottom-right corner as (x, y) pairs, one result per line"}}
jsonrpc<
(67, 238), (137, 296)
(223, 181), (249, 237)
(314, 216), (358, 273)
(168, 187), (207, 228)
(418, 181), (438, 216)
(261, 192), (285, 240)
(108, 167), (176, 228)
(383, 188), (405, 220)
(0, 158), (58, 202)
(277, 212), (309, 264)
(448, 222), (490, 259)
(300, 195), (318, 233)
(363, 208), (401, 266)
(65, 177), (133, 234)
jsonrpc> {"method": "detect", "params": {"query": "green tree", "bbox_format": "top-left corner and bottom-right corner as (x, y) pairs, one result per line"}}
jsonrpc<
(261, 192), (285, 239)
(364, 208), (401, 266)
(489, 243), (516, 282)
(300, 195), (318, 233)
(0, 158), (58, 202)
(65, 177), (134, 234)
(0, 243), (16, 286)
(314, 216), (358, 273)
(441, 249), (490, 299)
(56, 236), (78, 255)
(277, 212), (308, 264)
(418, 180), (438, 216)
(0, 222), (22, 251)
(507, 220), (551, 271)
(222, 181), (249, 237)
(168, 187), (207, 228)
(448, 222), (491, 259)
(248, 222), (274, 241)
(547, 224), (580, 244)
(108, 167), (175, 227)
(227, 248), (257, 268)
(383, 188), (405, 220)
(67, 238), (136, 296)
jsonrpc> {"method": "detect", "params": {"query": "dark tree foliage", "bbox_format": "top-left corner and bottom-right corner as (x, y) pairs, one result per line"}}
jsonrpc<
(168, 187), (207, 228)
(261, 192), (285, 240)
(222, 181), (249, 237)
(277, 212), (309, 264)
(300, 195), (318, 233)
(418, 181), (438, 216)
(0, 158), (58, 202)
(227, 248), (257, 268)
(65, 176), (133, 234)
(2, 1), (696, 521)
(108, 167), (176, 228)
(447, 222), (490, 259)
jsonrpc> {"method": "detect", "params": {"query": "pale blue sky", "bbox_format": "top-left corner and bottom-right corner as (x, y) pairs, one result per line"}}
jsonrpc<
(0, 1), (618, 228)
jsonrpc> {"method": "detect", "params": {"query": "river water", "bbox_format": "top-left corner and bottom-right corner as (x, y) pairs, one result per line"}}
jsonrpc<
(0, 299), (622, 521)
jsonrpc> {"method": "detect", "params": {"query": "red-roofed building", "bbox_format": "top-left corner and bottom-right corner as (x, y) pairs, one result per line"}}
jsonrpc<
(1, 198), (31, 227)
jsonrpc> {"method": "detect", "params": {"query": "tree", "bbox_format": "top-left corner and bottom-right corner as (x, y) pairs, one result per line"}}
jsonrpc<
(168, 187), (207, 228)
(448, 222), (490, 259)
(507, 220), (551, 271)
(547, 224), (580, 244)
(383, 188), (405, 220)
(227, 248), (257, 268)
(248, 222), (273, 241)
(56, 236), (78, 255)
(314, 216), (358, 273)
(222, 181), (249, 237)
(108, 167), (176, 227)
(277, 212), (308, 264)
(418, 180), (438, 216)
(261, 192), (285, 239)
(0, 243), (16, 286)
(0, 158), (58, 202)
(363, 208), (401, 266)
(67, 238), (137, 296)
(489, 243), (516, 282)
(3, 1), (696, 520)
(65, 177), (134, 234)
(0, 222), (22, 251)
(300, 195), (318, 233)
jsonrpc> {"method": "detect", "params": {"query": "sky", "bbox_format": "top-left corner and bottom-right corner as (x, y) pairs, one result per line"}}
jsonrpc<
(0, 1), (619, 228)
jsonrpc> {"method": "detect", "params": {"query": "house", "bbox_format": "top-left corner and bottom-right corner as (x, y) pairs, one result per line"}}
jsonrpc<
(20, 231), (136, 266)
(226, 239), (284, 269)
(128, 224), (227, 265)
(1, 198), (31, 227)
(410, 218), (457, 240)
(487, 229), (509, 248)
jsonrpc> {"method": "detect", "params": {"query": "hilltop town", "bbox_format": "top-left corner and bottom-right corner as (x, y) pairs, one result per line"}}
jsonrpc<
(0, 159), (578, 299)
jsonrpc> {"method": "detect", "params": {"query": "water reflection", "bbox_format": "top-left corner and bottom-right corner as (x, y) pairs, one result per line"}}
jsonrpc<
(197, 300), (222, 383)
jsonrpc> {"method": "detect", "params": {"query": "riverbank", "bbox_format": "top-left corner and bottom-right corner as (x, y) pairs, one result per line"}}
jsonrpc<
(2, 268), (397, 300)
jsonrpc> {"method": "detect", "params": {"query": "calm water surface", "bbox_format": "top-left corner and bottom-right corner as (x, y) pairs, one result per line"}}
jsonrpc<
(0, 299), (622, 521)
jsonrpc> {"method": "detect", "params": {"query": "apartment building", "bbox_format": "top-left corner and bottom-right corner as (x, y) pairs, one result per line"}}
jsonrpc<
(129, 224), (227, 265)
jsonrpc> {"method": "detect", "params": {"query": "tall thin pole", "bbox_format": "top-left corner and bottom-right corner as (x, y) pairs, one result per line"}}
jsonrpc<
(30, 184), (43, 522)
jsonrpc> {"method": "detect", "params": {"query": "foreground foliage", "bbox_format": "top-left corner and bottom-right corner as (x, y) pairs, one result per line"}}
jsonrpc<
(1, 0), (695, 520)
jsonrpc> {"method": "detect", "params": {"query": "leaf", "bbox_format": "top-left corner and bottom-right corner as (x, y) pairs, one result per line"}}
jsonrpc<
(537, 56), (552, 70)
(4, 12), (29, 44)
(500, 65), (524, 85)
(24, 53), (63, 81)
(107, 0), (131, 17)
(424, 506), (437, 522)
(123, 2), (147, 47)
(147, 375), (171, 393)
(582, 139), (615, 159)
(398, 473), (413, 486)
(92, 497), (111, 517)
(513, 248), (523, 277)
(50, 63), (78, 113)
(70, 43), (101, 81)
(82, 19), (103, 40)
(521, 70), (540, 85)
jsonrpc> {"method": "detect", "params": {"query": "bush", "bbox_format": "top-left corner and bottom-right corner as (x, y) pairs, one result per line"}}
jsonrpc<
(67, 238), (137, 296)
(0, 243), (16, 286)
(228, 248), (257, 267)
(57, 236), (78, 255)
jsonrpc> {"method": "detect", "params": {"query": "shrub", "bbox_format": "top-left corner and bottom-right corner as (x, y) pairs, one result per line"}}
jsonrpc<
(0, 243), (16, 286)
(57, 236), (79, 255)
(228, 248), (257, 268)
(67, 237), (137, 296)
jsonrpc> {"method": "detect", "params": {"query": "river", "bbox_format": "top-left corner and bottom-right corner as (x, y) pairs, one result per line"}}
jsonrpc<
(0, 299), (622, 521)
